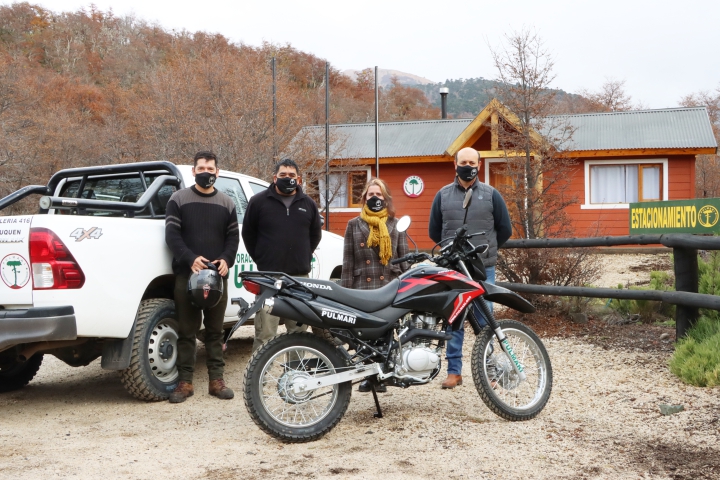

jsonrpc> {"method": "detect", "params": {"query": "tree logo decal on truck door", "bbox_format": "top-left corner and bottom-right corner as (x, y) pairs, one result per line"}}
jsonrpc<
(1, 254), (30, 289)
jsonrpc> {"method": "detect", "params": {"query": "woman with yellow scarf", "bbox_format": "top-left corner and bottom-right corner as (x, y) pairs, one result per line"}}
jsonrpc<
(340, 178), (409, 392)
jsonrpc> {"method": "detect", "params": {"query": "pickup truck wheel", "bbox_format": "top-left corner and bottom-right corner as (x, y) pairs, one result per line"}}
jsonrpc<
(0, 354), (44, 393)
(120, 299), (180, 401)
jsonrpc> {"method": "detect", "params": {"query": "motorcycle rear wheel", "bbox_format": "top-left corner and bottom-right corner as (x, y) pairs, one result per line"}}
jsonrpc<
(243, 332), (352, 442)
(471, 320), (552, 421)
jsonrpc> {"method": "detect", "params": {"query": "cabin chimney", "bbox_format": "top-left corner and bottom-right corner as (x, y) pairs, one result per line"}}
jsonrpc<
(439, 87), (449, 119)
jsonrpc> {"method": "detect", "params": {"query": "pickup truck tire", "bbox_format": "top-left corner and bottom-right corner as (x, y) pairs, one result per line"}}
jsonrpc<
(120, 299), (180, 401)
(0, 353), (44, 393)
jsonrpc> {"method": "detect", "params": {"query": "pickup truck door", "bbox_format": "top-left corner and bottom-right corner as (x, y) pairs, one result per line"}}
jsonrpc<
(0, 216), (34, 306)
(213, 176), (254, 318)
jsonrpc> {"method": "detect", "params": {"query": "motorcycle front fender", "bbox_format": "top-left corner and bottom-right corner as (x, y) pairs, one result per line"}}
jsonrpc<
(482, 283), (536, 314)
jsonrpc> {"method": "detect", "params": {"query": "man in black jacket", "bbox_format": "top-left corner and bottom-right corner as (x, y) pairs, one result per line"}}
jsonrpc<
(242, 158), (322, 352)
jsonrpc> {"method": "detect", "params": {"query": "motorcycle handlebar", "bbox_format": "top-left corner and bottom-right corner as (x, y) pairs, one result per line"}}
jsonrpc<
(391, 252), (429, 265)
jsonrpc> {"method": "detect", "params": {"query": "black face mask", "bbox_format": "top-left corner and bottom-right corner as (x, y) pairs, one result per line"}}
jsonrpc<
(195, 172), (216, 189)
(276, 177), (298, 194)
(367, 196), (385, 212)
(456, 165), (478, 182)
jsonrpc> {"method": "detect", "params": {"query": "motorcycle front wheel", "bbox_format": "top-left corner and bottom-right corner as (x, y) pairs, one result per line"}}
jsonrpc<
(243, 332), (352, 442)
(471, 320), (552, 421)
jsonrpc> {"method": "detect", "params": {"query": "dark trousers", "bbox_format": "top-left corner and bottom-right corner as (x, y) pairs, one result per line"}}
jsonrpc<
(174, 274), (228, 383)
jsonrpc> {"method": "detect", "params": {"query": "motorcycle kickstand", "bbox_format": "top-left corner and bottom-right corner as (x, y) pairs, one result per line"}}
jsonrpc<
(370, 385), (384, 419)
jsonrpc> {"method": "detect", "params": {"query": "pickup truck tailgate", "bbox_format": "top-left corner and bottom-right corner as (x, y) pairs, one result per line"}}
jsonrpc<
(0, 215), (33, 306)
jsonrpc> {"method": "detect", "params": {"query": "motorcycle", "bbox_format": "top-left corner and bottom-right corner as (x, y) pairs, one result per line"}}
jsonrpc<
(228, 190), (552, 442)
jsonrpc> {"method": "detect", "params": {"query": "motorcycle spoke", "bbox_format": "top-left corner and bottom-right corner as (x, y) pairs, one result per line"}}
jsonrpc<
(259, 346), (340, 428)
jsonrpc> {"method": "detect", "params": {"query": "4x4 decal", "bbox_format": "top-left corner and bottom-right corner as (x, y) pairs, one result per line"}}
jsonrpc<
(70, 227), (103, 242)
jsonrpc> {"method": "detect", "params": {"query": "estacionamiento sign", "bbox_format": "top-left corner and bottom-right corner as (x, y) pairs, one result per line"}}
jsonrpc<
(629, 198), (720, 234)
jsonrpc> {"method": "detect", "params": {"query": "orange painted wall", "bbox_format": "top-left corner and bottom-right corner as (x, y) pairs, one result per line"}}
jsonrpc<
(563, 155), (696, 237)
(324, 154), (697, 247)
(325, 160), (456, 249)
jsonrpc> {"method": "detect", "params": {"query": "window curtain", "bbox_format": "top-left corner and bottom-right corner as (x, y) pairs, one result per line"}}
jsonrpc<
(590, 165), (640, 203)
(642, 166), (660, 200)
(318, 173), (347, 208)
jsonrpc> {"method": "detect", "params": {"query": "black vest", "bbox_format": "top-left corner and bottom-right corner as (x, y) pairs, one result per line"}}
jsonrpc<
(439, 178), (499, 267)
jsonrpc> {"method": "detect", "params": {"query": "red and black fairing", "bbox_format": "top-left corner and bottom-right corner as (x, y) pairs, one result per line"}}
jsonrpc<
(392, 266), (485, 324)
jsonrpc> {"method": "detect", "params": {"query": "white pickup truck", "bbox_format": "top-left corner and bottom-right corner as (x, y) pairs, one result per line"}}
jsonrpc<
(0, 161), (343, 400)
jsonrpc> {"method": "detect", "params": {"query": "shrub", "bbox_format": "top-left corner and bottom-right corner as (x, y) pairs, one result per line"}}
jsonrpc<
(498, 248), (601, 310)
(669, 316), (720, 387)
(669, 250), (720, 386)
(606, 271), (675, 323)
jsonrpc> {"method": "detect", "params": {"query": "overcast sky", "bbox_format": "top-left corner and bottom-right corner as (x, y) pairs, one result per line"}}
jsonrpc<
(15, 0), (720, 109)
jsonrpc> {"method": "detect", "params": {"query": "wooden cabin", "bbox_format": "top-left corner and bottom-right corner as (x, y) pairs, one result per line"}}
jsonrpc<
(295, 99), (717, 249)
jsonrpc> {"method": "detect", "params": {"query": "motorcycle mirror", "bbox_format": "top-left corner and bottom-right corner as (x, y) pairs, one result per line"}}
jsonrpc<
(396, 215), (411, 233)
(462, 189), (473, 209)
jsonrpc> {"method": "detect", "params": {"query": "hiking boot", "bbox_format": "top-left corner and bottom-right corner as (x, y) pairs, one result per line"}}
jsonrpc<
(209, 379), (234, 400)
(169, 381), (194, 403)
(441, 374), (463, 389)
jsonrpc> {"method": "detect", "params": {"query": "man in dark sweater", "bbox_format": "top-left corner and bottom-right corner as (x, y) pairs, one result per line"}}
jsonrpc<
(428, 147), (512, 389)
(165, 151), (239, 403)
(242, 158), (322, 352)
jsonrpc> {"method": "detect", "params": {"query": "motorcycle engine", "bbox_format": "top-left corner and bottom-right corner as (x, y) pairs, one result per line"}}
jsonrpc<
(393, 313), (443, 384)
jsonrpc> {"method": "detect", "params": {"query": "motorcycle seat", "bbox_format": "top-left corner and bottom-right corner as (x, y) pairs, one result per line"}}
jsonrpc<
(289, 277), (399, 312)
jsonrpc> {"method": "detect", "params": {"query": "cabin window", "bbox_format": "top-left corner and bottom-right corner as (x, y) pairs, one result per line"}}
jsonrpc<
(583, 159), (667, 209)
(314, 170), (370, 209)
(590, 164), (662, 204)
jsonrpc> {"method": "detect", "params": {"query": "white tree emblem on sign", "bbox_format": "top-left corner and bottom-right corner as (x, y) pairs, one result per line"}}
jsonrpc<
(70, 227), (103, 242)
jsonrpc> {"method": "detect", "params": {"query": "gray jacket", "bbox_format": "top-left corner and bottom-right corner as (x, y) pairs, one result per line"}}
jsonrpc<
(428, 178), (512, 267)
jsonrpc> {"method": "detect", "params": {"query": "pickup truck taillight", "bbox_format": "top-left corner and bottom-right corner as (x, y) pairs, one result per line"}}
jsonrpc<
(29, 228), (85, 289)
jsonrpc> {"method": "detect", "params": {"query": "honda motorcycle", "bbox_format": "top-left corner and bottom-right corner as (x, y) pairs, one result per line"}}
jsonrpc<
(228, 191), (552, 442)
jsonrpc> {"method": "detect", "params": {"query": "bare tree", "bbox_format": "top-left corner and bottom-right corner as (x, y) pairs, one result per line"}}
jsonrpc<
(680, 87), (720, 198)
(489, 28), (599, 289)
(580, 78), (635, 112)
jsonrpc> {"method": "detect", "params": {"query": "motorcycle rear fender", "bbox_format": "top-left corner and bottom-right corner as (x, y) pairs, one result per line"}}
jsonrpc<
(268, 297), (325, 329)
(482, 283), (536, 314)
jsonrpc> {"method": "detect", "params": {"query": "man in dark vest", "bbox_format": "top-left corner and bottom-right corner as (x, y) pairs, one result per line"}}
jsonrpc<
(428, 147), (512, 389)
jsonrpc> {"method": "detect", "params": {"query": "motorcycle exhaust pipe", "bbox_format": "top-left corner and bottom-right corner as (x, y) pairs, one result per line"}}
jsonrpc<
(399, 327), (452, 345)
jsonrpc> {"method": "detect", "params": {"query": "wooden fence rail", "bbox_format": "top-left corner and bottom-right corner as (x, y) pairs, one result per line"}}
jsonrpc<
(498, 234), (719, 339)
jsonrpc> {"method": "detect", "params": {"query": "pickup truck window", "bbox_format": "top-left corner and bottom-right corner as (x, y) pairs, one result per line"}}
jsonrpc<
(59, 174), (177, 217)
(249, 182), (266, 196)
(215, 177), (248, 223)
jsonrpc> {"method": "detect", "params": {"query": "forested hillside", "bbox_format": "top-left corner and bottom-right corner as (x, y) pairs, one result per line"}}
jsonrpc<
(416, 77), (589, 117)
(0, 3), (438, 198)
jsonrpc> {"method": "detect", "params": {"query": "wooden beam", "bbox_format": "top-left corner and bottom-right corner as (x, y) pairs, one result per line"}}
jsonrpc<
(559, 148), (717, 158)
(478, 150), (537, 158)
(446, 98), (545, 156)
(445, 107), (492, 156)
(491, 112), (498, 151)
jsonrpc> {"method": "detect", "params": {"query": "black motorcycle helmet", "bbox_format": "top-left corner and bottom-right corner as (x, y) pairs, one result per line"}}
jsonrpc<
(187, 263), (223, 309)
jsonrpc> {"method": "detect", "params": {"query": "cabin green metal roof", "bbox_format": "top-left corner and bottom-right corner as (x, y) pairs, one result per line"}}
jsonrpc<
(295, 106), (716, 159)
(547, 107), (717, 151)
(298, 119), (471, 159)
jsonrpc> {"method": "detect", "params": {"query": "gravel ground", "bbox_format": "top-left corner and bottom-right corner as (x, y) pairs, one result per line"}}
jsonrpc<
(592, 252), (673, 289)
(1, 254), (718, 480)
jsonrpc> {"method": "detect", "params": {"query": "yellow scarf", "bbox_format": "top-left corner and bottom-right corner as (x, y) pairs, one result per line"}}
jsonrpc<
(361, 205), (392, 266)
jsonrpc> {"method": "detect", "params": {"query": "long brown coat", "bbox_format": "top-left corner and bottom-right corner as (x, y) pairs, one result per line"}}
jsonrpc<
(340, 216), (409, 290)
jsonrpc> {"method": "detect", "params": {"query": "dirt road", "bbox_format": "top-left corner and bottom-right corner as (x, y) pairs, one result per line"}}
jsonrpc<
(1, 324), (718, 480)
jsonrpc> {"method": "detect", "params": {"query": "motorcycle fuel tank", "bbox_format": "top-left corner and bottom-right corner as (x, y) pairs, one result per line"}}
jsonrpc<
(393, 266), (485, 323)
